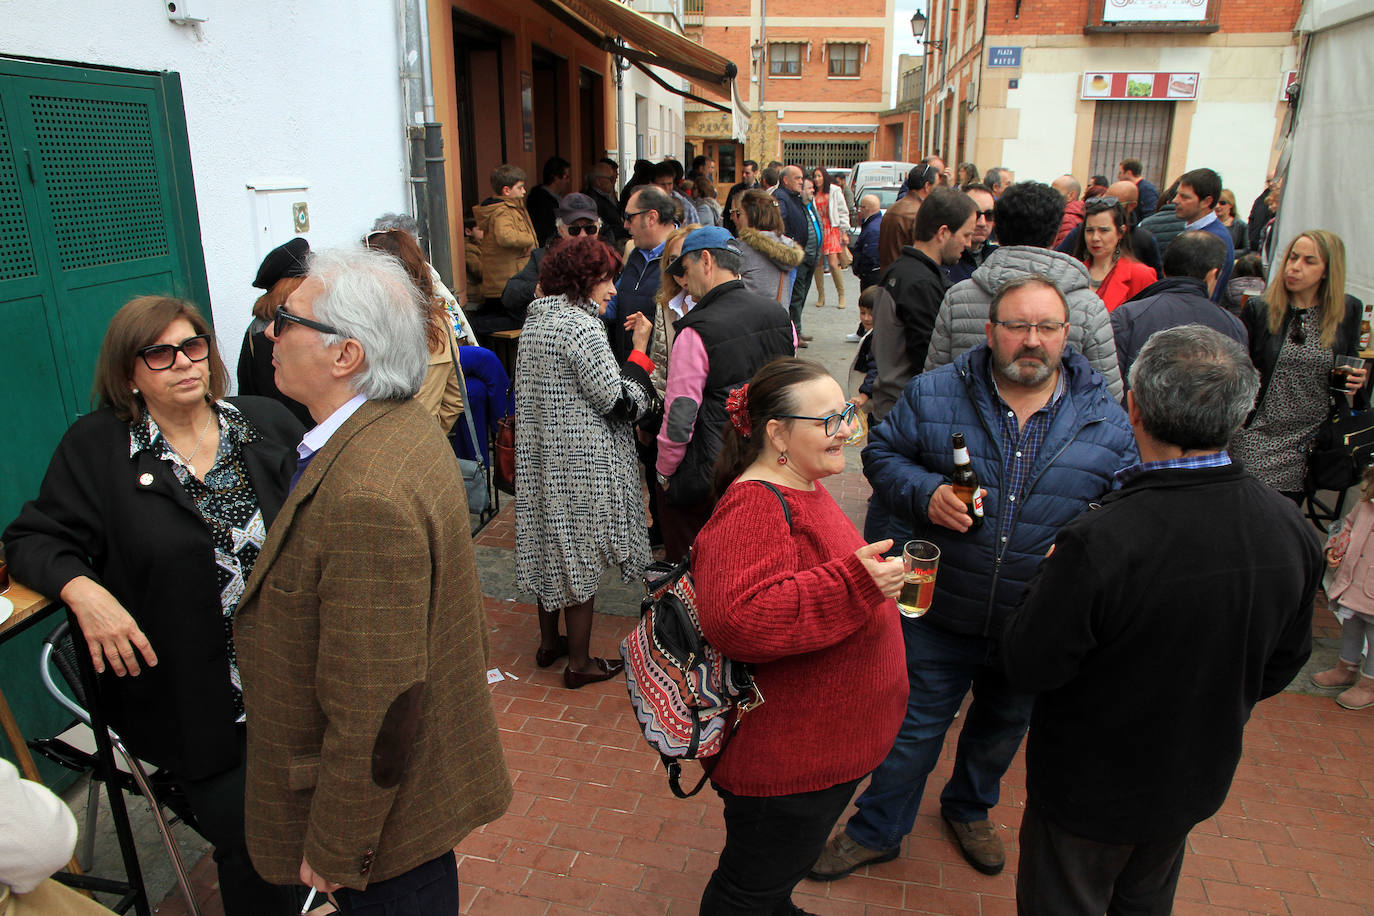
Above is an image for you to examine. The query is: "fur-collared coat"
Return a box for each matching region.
[737,227,804,306]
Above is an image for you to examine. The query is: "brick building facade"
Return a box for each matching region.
[918,0,1300,197]
[683,0,895,188]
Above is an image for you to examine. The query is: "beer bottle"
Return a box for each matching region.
[951,432,984,530]
[1360,318,1371,352]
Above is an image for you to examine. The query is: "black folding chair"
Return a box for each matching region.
[26,619,202,916]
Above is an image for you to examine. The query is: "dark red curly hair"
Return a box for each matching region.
[537,235,623,302]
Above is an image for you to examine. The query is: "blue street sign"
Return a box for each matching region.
[988,46,1022,68]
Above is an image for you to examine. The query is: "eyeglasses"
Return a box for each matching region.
[565,224,598,236]
[136,335,212,371]
[623,209,649,222]
[774,402,858,437]
[1290,320,1306,346]
[1085,195,1119,207]
[993,320,1068,337]
[975,209,995,221]
[729,209,743,217]
[273,305,344,339]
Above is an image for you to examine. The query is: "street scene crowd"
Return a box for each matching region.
[1,145,1368,916]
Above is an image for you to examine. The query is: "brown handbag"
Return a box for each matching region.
[495,415,516,495]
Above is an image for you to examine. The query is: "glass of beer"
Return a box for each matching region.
[1330,356,1366,394]
[898,540,940,618]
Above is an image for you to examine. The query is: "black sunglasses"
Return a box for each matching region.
[623,209,649,222]
[136,335,212,371]
[273,305,343,339]
[565,224,598,236]
[975,209,995,221]
[1290,319,1306,346]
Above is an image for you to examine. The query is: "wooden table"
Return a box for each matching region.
[0,580,61,781]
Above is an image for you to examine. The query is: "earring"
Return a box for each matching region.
[777,452,788,465]
[132,388,141,395]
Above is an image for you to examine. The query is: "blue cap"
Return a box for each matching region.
[666,226,742,277]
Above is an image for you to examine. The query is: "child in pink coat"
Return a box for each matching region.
[1314,467,1374,709]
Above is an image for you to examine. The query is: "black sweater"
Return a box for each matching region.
[1000,463,1319,843]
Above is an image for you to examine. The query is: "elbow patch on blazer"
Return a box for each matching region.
[371,682,425,789]
[666,397,699,443]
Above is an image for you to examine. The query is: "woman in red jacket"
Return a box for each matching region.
[1072,196,1157,311]
[692,357,907,914]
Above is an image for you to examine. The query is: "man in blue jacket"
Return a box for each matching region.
[811,276,1137,881]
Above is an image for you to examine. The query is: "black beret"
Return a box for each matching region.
[252,238,311,290]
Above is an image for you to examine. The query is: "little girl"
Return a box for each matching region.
[1313,466,1374,709]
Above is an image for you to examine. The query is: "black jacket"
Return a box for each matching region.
[1111,276,1248,389]
[525,184,560,248]
[501,246,547,322]
[871,246,950,419]
[1248,191,1274,253]
[773,186,810,249]
[668,279,794,507]
[1002,464,1319,843]
[1242,293,1367,416]
[3,397,302,779]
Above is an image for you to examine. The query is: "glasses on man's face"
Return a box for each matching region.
[774,402,858,437]
[993,320,1068,338]
[976,209,995,221]
[623,209,648,223]
[566,223,598,236]
[136,335,212,371]
[273,305,344,339]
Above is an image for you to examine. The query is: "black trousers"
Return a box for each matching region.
[700,776,861,915]
[175,727,299,916]
[1016,800,1187,916]
[334,852,459,916]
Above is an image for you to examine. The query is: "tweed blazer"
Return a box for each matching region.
[235,398,511,889]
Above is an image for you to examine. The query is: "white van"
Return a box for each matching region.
[843,161,917,211]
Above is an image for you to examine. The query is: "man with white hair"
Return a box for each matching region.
[236,247,512,914]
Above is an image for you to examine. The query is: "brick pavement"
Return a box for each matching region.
[158,457,1374,916]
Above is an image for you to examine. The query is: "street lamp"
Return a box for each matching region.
[910,10,942,159]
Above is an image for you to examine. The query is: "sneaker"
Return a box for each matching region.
[1336,675,1374,709]
[807,832,899,881]
[944,816,1005,875]
[844,333,862,343]
[1312,660,1361,689]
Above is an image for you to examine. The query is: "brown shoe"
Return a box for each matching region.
[807,832,899,881]
[1337,675,1374,710]
[1312,659,1361,689]
[944,816,1005,875]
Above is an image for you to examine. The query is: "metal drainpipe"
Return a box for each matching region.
[940,0,952,154]
[400,0,455,287]
[758,0,766,154]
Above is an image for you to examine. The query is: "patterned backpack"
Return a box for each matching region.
[620,482,790,798]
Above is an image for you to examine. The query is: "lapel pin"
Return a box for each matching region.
[139,473,154,486]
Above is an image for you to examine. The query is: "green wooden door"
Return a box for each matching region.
[0,57,209,779]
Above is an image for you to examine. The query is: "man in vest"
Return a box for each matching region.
[656,227,795,559]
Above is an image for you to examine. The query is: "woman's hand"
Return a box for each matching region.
[1344,366,1368,396]
[625,312,653,354]
[856,540,904,600]
[849,393,869,409]
[59,576,158,677]
[1326,547,1343,569]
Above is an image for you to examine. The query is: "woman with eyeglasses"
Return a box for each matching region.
[1215,189,1249,255]
[1071,197,1157,312]
[1231,230,1368,501]
[236,238,315,427]
[3,296,305,914]
[733,189,804,307]
[691,357,906,913]
[514,235,656,688]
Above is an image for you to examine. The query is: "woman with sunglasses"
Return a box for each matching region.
[4,297,304,915]
[1071,196,1157,312]
[690,357,907,913]
[1231,230,1367,500]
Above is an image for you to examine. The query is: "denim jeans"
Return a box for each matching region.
[844,614,1035,852]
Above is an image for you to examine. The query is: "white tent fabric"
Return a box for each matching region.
[1277,0,1374,302]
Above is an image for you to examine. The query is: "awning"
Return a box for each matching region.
[532,0,738,98]
[780,123,879,134]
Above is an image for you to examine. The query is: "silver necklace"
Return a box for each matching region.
[167,410,215,476]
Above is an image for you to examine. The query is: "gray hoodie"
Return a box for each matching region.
[922,245,1124,401]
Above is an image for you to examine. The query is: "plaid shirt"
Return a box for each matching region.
[1114,450,1232,486]
[993,366,1068,550]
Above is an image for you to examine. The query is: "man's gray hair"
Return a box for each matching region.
[308,247,429,400]
[629,186,677,224]
[1128,325,1259,450]
[371,212,419,236]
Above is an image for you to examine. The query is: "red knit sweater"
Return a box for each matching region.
[692,479,907,796]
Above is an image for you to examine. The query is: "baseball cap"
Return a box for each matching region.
[665,226,741,277]
[556,192,599,223]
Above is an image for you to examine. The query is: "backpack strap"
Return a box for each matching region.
[755,481,793,533]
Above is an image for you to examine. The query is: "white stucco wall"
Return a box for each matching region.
[999,70,1081,182]
[3,0,410,375]
[618,67,688,167]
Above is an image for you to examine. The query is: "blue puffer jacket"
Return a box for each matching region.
[863,344,1138,637]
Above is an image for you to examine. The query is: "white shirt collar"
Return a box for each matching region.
[298,392,368,461]
[668,289,696,318]
[1185,211,1218,231]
